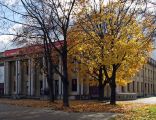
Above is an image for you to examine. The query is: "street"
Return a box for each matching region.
[0,104,116,120]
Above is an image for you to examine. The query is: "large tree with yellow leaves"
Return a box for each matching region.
[68,0,155,104]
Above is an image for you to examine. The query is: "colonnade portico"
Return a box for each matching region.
[3,55,66,99]
[4,58,47,98]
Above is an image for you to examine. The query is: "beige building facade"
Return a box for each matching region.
[1,48,156,99]
[117,58,156,98]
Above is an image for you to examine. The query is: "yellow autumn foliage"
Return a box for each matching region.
[68,0,154,86]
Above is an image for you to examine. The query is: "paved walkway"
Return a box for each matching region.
[121,97,156,104]
[0,104,117,120]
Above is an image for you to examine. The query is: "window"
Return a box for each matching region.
[127,83,130,92]
[121,86,124,92]
[72,79,77,92]
[133,81,135,92]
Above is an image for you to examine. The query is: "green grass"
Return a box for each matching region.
[148,106,156,113]
[147,106,156,119]
[116,105,156,120]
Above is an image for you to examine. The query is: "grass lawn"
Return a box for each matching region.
[116,105,156,120]
[0,98,155,119]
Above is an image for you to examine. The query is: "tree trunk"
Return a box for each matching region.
[62,43,69,107]
[98,83,104,101]
[43,39,54,102]
[62,66,69,107]
[47,60,54,102]
[63,79,69,107]
[110,70,116,105]
[98,67,104,101]
[47,77,54,102]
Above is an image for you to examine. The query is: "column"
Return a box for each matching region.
[58,77,62,95]
[16,60,21,95]
[30,59,34,96]
[42,74,46,90]
[124,85,128,93]
[116,86,120,93]
[77,74,80,95]
[15,61,18,94]
[28,59,31,96]
[15,60,21,94]
[81,79,83,95]
[4,61,9,95]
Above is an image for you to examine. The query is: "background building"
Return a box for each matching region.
[0,52,4,95]
[0,47,156,100]
[117,58,156,97]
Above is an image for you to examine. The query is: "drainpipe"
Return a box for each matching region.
[143,65,145,97]
[153,59,155,96]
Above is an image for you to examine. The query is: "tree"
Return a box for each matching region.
[16,0,78,106]
[0,0,81,106]
[68,0,155,104]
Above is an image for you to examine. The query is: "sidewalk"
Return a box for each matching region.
[119,97,156,104]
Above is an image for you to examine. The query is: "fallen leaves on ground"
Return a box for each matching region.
[0,98,145,113]
[0,98,156,119]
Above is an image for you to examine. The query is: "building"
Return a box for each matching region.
[0,47,156,99]
[0,52,4,95]
[117,58,156,97]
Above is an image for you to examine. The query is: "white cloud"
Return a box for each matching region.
[4,0,18,6]
[8,23,22,34]
[0,23,22,52]
[0,35,15,52]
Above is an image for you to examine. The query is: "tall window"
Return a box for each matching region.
[121,86,124,92]
[133,81,135,92]
[127,83,130,92]
[72,79,77,92]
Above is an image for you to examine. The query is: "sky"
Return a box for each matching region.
[0,0,155,60]
[0,0,24,51]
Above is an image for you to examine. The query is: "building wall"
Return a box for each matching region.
[3,54,156,99]
[118,58,156,97]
